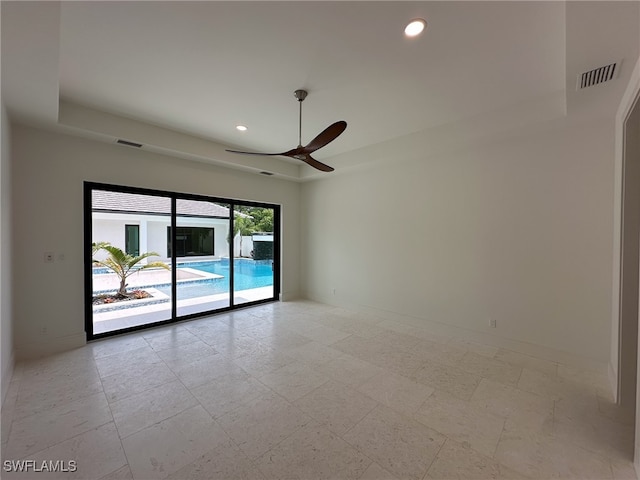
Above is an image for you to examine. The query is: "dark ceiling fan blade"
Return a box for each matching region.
[298,154,335,172]
[225,149,288,156]
[302,121,347,154]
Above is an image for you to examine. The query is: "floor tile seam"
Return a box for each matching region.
[16,365,103,391]
[487,412,508,461]
[452,357,523,382]
[100,383,133,480]
[607,458,618,480]
[248,373,317,410]
[409,373,478,401]
[214,402,312,464]
[0,423,16,460]
[8,417,116,462]
[118,403,211,447]
[487,379,559,405]
[256,374,333,405]
[421,435,450,480]
[420,355,477,377]
[145,337,203,353]
[166,351,240,399]
[492,351,562,376]
[9,383,112,430]
[362,401,451,449]
[294,387,381,439]
[147,336,219,357]
[182,320,238,334]
[111,386,200,440]
[336,399,388,444]
[469,374,521,392]
[103,371,182,406]
[96,357,168,380]
[153,354,221,373]
[1,378,24,445]
[186,371,255,401]
[323,419,380,477]
[4,367,26,411]
[98,352,172,383]
[410,407,468,442]
[1,390,19,421]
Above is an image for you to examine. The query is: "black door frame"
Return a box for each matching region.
[84,181,281,340]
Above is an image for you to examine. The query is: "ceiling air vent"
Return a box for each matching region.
[577,62,619,90]
[116,139,143,148]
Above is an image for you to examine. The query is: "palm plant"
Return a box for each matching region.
[92,243,170,296]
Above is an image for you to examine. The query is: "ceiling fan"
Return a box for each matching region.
[226,89,346,172]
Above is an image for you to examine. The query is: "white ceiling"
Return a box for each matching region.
[2,1,639,180]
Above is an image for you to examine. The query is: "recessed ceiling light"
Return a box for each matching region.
[404,18,426,37]
[236,125,248,131]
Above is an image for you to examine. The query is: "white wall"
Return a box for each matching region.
[11,125,301,358]
[302,116,615,363]
[234,235,254,258]
[611,53,640,401]
[1,103,14,404]
[92,219,127,254]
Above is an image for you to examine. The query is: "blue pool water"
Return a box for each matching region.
[93,259,274,302]
[157,259,273,299]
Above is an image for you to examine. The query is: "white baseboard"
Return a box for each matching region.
[280,291,301,302]
[17,333,86,360]
[301,292,608,371]
[1,352,15,408]
[608,360,619,403]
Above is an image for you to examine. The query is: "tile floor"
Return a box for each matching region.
[1,300,637,479]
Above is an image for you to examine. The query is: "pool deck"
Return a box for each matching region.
[93,282,273,335]
[92,267,222,292]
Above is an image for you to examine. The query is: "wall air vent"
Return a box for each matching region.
[577,62,619,90]
[116,139,143,148]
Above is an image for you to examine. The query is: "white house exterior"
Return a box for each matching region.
[92,190,233,263]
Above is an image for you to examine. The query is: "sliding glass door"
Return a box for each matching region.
[89,189,173,335]
[175,198,232,316]
[233,205,277,305]
[85,183,280,339]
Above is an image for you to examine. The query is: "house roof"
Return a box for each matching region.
[92,190,234,218]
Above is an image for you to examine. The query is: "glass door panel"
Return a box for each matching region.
[232,205,276,305]
[91,190,173,335]
[175,199,232,316]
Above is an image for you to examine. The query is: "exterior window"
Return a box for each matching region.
[167,227,214,257]
[87,182,281,340]
[125,224,140,256]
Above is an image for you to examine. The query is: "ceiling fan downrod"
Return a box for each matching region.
[294,89,308,148]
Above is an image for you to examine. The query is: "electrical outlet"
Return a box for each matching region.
[490,319,497,328]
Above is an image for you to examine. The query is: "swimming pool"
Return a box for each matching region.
[157,259,274,300]
[93,259,274,301]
